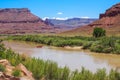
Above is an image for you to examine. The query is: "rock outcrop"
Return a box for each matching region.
[0,59,34,80]
[17,63,34,80]
[0,72,20,80]
[91,3,120,27]
[0,59,11,66]
[100,3,120,18]
[0,8,58,34]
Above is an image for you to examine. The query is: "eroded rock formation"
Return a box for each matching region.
[100,3,120,18]
[0,8,58,34]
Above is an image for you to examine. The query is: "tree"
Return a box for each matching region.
[93,27,106,38]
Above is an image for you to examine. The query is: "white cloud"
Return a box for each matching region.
[42,16,90,20]
[42,17,49,20]
[81,16,90,19]
[52,17,68,20]
[57,12,63,15]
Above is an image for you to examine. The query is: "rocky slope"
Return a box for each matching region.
[0,8,58,34]
[61,3,120,36]
[45,18,97,31]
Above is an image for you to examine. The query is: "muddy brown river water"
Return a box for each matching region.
[3,40,120,73]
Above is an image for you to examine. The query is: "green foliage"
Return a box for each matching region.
[12,69,21,77]
[89,37,120,54]
[8,35,86,47]
[0,42,120,80]
[109,69,120,80]
[8,35,120,54]
[93,27,106,38]
[0,64,5,72]
[94,69,107,80]
[82,41,93,49]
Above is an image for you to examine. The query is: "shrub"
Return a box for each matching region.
[12,69,21,77]
[90,41,104,53]
[102,47,113,53]
[0,64,5,72]
[93,27,106,38]
[114,42,120,54]
[83,42,92,49]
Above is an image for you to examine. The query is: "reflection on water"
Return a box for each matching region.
[3,40,120,73]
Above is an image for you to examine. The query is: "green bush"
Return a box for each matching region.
[102,47,113,53]
[0,64,5,72]
[83,42,92,49]
[90,42,104,53]
[114,42,120,54]
[93,27,106,38]
[12,69,21,77]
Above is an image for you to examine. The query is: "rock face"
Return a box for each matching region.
[62,3,120,36]
[17,63,34,80]
[0,72,20,80]
[91,3,120,27]
[0,8,58,34]
[0,8,38,22]
[100,3,120,18]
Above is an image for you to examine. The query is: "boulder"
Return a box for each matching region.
[0,72,20,80]
[17,63,34,80]
[0,59,11,66]
[0,59,15,75]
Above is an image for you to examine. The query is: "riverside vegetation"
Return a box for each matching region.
[8,35,120,54]
[0,39,120,80]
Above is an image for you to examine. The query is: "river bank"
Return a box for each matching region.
[7,35,120,54]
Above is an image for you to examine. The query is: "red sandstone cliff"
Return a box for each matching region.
[0,8,58,34]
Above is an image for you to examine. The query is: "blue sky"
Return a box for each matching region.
[0,0,120,20]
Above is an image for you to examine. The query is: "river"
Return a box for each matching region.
[3,40,120,73]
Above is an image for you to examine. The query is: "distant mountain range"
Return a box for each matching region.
[45,18,97,30]
[62,3,120,36]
